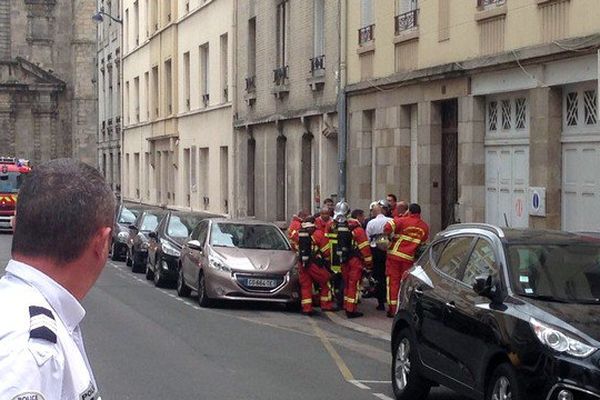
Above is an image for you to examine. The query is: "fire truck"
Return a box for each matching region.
[0,157,32,231]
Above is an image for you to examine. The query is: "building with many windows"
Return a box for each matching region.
[345,0,600,234]
[233,0,341,222]
[121,0,233,214]
[97,0,122,192]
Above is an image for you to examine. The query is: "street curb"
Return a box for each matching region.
[324,311,391,342]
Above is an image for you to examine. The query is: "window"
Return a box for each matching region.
[125,80,130,123]
[151,66,159,118]
[276,1,289,68]
[462,239,499,287]
[199,147,209,209]
[183,148,191,206]
[133,76,140,122]
[438,0,449,41]
[563,85,598,133]
[395,0,418,34]
[183,51,190,110]
[584,90,598,125]
[220,146,229,213]
[133,1,139,46]
[361,0,373,27]
[124,9,129,51]
[144,72,149,120]
[313,0,324,57]
[435,237,474,280]
[164,59,172,115]
[276,135,287,221]
[501,99,511,130]
[486,95,528,136]
[151,0,158,31]
[247,17,257,79]
[488,101,498,131]
[220,34,228,103]
[247,137,256,217]
[200,43,209,106]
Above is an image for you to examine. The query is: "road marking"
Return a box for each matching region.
[348,380,371,390]
[372,394,394,400]
[309,318,355,382]
[357,380,391,384]
[323,309,390,342]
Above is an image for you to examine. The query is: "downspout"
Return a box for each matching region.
[337,0,348,200]
[231,0,239,217]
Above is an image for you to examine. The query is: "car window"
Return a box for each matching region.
[435,236,474,280]
[197,221,209,246]
[119,208,138,224]
[167,216,191,238]
[430,240,447,265]
[140,214,159,231]
[461,239,499,287]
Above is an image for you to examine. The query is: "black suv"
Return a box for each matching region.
[391,224,600,400]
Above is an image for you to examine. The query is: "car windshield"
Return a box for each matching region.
[167,214,204,238]
[210,223,290,250]
[140,213,160,231]
[507,242,600,303]
[119,207,140,224]
[0,172,23,194]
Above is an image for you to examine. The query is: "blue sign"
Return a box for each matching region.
[532,192,540,210]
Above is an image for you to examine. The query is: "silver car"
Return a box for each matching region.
[177,218,300,307]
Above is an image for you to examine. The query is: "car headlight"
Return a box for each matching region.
[208,255,231,272]
[530,318,597,358]
[117,231,129,242]
[160,239,181,257]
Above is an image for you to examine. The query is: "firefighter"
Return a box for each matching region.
[383,203,429,317]
[296,219,336,315]
[315,207,333,234]
[325,201,351,309]
[341,216,373,318]
[287,210,309,251]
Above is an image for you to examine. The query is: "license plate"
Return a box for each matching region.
[246,278,278,288]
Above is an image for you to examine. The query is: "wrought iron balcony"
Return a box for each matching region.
[202,93,210,107]
[273,66,289,86]
[395,9,419,35]
[358,24,375,45]
[245,76,256,92]
[477,0,505,7]
[310,55,325,73]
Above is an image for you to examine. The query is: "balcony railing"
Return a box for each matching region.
[273,66,289,86]
[358,24,375,45]
[395,9,419,35]
[310,55,325,73]
[245,76,256,92]
[202,93,210,107]
[477,0,505,7]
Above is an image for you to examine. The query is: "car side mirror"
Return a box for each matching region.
[187,240,203,252]
[148,231,157,239]
[473,274,503,304]
[128,224,138,231]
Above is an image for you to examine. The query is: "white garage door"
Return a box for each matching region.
[562,143,600,231]
[485,146,529,228]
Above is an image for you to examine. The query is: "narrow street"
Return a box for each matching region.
[0,233,461,400]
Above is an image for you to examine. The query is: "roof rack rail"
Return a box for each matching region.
[446,223,505,238]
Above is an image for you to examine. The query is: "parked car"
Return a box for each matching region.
[391,223,600,400]
[177,218,299,308]
[126,208,166,273]
[110,202,144,261]
[146,210,218,287]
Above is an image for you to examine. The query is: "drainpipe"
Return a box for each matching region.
[337,0,348,200]
[231,0,239,218]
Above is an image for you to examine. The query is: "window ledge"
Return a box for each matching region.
[393,29,419,44]
[357,41,375,55]
[536,0,569,5]
[475,4,507,22]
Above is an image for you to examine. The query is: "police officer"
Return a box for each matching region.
[0,159,116,399]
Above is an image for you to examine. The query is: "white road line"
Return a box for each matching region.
[372,393,394,400]
[358,380,392,384]
[348,380,371,390]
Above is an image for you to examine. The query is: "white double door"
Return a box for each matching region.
[485,146,530,228]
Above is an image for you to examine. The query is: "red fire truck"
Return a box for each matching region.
[0,157,32,231]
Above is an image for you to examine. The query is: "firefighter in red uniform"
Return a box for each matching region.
[296,218,336,315]
[315,208,333,234]
[341,217,373,318]
[287,210,308,251]
[383,203,429,317]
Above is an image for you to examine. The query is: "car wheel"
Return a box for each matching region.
[131,251,143,273]
[154,259,166,288]
[145,260,154,280]
[392,328,431,400]
[110,242,120,261]
[197,271,213,308]
[487,363,523,400]
[177,266,191,298]
[125,248,132,266]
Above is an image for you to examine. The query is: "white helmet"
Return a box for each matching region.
[333,201,349,223]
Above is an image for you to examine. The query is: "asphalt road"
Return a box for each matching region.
[0,233,463,400]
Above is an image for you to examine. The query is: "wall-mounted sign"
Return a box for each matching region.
[528,187,546,217]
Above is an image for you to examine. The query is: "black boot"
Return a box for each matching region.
[346,311,364,319]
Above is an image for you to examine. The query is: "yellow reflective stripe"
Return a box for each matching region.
[344,296,356,304]
[320,296,331,302]
[388,249,414,261]
[389,300,398,305]
[399,234,421,244]
[320,244,330,253]
[301,299,312,304]
[389,220,396,232]
[386,276,390,304]
[357,241,370,250]
[331,265,342,273]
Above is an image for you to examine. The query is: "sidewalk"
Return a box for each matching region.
[324,297,393,342]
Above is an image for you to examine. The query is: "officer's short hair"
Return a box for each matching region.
[409,203,422,215]
[12,158,116,263]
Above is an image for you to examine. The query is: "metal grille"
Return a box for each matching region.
[566,92,579,127]
[395,9,418,35]
[584,90,597,125]
[515,98,527,129]
[358,24,375,45]
[488,101,497,131]
[501,100,511,130]
[478,0,505,7]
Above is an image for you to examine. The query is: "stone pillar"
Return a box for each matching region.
[417,101,442,235]
[457,95,486,223]
[529,87,562,229]
[0,93,15,156]
[397,105,412,201]
[347,110,372,208]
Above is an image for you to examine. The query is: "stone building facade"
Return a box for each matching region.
[0,0,97,166]
[345,0,600,234]
[233,0,341,222]
[97,0,122,192]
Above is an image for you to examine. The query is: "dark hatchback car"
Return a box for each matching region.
[392,223,600,400]
[146,210,218,287]
[110,202,143,261]
[126,208,166,273]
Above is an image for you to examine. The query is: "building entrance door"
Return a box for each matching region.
[441,99,458,229]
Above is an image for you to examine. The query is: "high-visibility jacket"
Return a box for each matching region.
[315,216,333,234]
[287,216,303,250]
[311,229,331,261]
[347,219,373,267]
[383,214,429,263]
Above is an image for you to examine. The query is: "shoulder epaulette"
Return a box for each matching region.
[29,305,57,344]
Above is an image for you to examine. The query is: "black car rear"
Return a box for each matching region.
[391,224,600,400]
[110,202,143,261]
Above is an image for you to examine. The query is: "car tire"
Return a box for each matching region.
[154,259,166,288]
[125,249,133,267]
[197,271,213,308]
[145,261,154,280]
[131,251,143,273]
[110,242,120,261]
[392,328,431,400]
[177,266,191,298]
[486,363,523,400]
